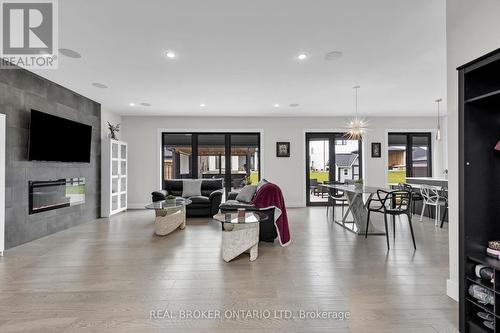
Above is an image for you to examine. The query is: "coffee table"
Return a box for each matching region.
[213,211,269,262]
[145,199,192,236]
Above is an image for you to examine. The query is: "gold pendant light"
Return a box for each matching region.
[345,85,368,140]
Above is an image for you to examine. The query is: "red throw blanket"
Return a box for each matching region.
[251,183,290,246]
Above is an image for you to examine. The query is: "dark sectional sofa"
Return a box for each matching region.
[219,187,278,243]
[152,179,224,217]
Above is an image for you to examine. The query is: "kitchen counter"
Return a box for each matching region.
[406,177,448,182]
[406,177,448,188]
[405,177,448,223]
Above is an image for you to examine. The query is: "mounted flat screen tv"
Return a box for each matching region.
[28,110,92,163]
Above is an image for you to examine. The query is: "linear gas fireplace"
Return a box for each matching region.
[29,178,86,214]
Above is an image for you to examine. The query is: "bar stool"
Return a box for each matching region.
[420,185,447,226]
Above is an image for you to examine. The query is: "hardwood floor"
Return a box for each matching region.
[0,207,458,332]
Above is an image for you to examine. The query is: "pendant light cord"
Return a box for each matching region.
[436,98,442,128]
[354,85,360,116]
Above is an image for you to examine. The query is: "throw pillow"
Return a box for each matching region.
[256,179,270,192]
[182,179,202,198]
[236,185,258,203]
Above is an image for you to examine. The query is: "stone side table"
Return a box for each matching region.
[145,199,192,236]
[213,211,268,262]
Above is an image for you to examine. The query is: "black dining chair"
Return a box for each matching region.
[325,181,347,222]
[365,189,416,250]
[398,183,423,215]
[309,178,319,197]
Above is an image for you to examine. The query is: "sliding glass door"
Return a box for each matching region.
[163,134,193,179]
[197,134,226,179]
[230,134,260,191]
[306,135,332,204]
[162,132,260,195]
[306,133,362,206]
[387,132,432,185]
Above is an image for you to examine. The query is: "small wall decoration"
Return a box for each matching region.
[276,142,290,157]
[107,122,120,140]
[371,142,381,158]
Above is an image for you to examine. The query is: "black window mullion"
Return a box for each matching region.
[224,134,231,195]
[161,134,165,189]
[427,133,433,177]
[257,134,261,182]
[192,134,199,179]
[329,134,336,182]
[406,134,412,177]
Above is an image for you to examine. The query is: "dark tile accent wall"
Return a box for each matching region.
[0,68,100,249]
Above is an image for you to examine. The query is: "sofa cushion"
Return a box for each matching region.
[188,195,210,204]
[219,200,256,210]
[182,179,202,198]
[201,190,214,197]
[257,178,270,192]
[201,178,224,190]
[236,185,257,203]
[164,180,183,196]
[164,179,223,197]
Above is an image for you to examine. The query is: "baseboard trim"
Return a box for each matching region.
[446,279,459,301]
[286,201,306,208]
[128,203,148,209]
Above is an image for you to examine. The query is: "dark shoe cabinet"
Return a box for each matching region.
[459,48,500,332]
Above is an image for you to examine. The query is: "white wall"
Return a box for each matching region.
[446,0,500,301]
[121,116,445,208]
[101,109,123,141]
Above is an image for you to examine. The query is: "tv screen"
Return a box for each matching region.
[28,110,92,163]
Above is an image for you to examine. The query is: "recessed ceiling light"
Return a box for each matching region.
[140,102,151,107]
[325,51,343,61]
[289,103,300,107]
[297,53,308,61]
[58,48,82,58]
[164,51,176,59]
[274,104,280,108]
[92,82,108,89]
[129,102,135,106]
[200,103,206,107]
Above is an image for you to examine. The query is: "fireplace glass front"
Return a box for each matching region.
[29,178,85,214]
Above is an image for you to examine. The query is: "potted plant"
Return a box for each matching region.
[353,179,364,188]
[165,195,176,205]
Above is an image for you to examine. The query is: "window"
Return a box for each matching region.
[344,169,348,176]
[387,132,432,184]
[163,134,193,180]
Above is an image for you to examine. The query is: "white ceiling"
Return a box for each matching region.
[32,0,447,117]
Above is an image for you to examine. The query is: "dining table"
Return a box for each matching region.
[320,184,390,235]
